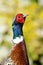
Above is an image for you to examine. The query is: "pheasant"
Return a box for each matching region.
[2,13,29,65]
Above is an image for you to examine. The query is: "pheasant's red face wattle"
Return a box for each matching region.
[16,14,25,23]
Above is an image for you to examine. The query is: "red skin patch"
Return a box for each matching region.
[16,14,25,24]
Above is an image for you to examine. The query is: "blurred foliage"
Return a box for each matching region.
[30,0,38,3]
[23,3,43,61]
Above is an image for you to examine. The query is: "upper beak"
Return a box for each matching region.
[23,14,29,18]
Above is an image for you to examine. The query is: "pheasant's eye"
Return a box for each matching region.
[18,16,20,18]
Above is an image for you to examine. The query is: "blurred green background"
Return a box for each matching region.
[0,0,43,65]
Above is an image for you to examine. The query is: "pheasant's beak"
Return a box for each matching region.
[23,14,29,20]
[23,14,29,17]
